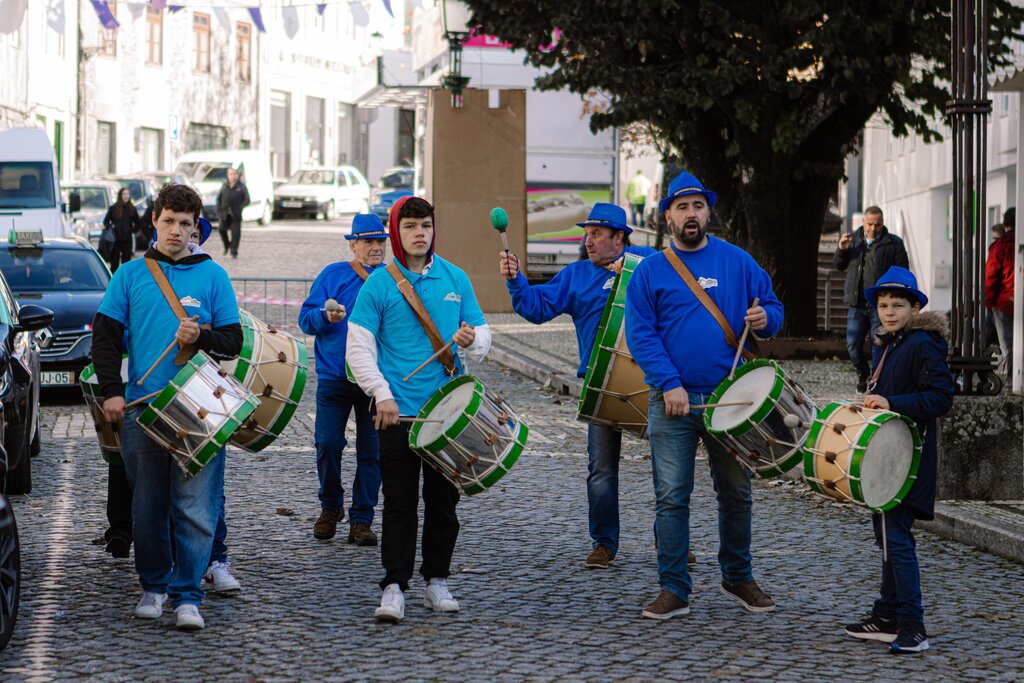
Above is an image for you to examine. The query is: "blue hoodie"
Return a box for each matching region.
[299,260,384,382]
[625,237,784,393]
[506,246,656,377]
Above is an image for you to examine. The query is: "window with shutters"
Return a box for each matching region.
[194,13,211,74]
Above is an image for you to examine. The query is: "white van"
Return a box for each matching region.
[173,150,274,225]
[0,129,77,238]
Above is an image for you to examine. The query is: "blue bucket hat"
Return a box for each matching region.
[659,172,718,212]
[864,266,928,308]
[575,202,633,235]
[345,213,388,240]
[148,215,213,247]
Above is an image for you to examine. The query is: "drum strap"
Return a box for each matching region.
[349,259,370,281]
[385,262,457,376]
[145,258,210,366]
[662,247,758,361]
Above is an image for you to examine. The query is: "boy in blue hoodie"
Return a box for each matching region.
[846,266,955,653]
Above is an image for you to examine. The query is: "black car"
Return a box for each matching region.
[0,493,19,650]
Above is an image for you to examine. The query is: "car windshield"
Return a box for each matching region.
[65,187,109,210]
[116,179,146,202]
[0,248,111,292]
[0,161,57,209]
[289,170,335,185]
[378,170,414,189]
[175,161,232,183]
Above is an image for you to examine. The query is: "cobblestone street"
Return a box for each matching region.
[1,224,1022,681]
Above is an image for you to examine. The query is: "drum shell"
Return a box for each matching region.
[79,359,127,465]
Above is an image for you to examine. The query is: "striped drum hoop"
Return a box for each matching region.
[79,356,128,465]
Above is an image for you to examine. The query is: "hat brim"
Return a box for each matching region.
[575,220,633,235]
[865,284,928,308]
[659,189,717,213]
[344,231,389,240]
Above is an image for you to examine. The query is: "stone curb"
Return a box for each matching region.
[921,503,1024,565]
[488,341,582,397]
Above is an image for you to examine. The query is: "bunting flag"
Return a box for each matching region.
[168,4,184,12]
[46,0,66,34]
[248,7,265,32]
[282,6,298,39]
[150,0,166,9]
[349,1,368,27]
[382,0,393,17]
[90,0,118,29]
[317,3,326,15]
[213,6,230,31]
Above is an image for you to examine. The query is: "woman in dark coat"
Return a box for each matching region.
[101,187,141,272]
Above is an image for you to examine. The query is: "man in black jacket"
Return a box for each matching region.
[833,206,909,392]
[216,167,250,259]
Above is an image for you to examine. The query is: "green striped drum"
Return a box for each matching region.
[138,351,260,477]
[409,375,529,496]
[802,401,922,512]
[220,310,309,452]
[578,253,648,439]
[79,356,128,465]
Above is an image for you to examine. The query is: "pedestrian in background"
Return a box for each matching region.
[985,207,1015,378]
[626,170,652,228]
[216,167,250,259]
[102,187,141,272]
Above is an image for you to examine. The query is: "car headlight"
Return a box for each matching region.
[370,189,382,204]
[0,368,10,396]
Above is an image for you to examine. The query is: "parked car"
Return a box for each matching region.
[173,150,274,225]
[0,235,110,392]
[273,167,371,220]
[0,128,78,238]
[370,167,414,221]
[62,180,122,240]
[105,175,158,218]
[144,170,192,189]
[0,493,18,651]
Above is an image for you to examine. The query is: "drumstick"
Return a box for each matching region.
[728,297,760,380]
[690,401,753,410]
[398,416,444,424]
[124,389,162,410]
[136,314,200,386]
[403,341,457,382]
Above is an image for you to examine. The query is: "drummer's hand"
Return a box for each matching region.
[608,257,624,275]
[176,316,201,344]
[744,305,768,332]
[863,394,890,410]
[499,251,520,280]
[453,322,475,349]
[375,399,400,430]
[663,387,690,417]
[326,305,346,324]
[102,396,125,424]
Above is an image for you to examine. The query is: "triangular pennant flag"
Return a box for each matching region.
[349,1,369,27]
[317,3,327,15]
[248,7,265,32]
[381,0,393,17]
[127,2,146,20]
[46,0,66,34]
[282,6,299,39]
[150,0,166,9]
[168,4,184,12]
[213,7,230,32]
[90,0,118,29]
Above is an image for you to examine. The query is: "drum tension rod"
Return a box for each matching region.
[466,455,480,466]
[823,479,837,490]
[213,387,225,399]
[262,384,275,398]
[217,368,228,378]
[824,451,837,463]
[831,424,846,434]
[277,352,287,363]
[484,435,498,446]
[175,428,189,440]
[196,408,209,420]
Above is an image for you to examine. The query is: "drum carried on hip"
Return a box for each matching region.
[137,351,260,477]
[80,356,128,464]
[219,310,308,452]
[578,253,649,439]
[802,401,922,512]
[409,375,528,496]
[704,358,817,478]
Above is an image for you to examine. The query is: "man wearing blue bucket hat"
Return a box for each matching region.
[299,214,388,546]
[625,171,784,620]
[844,265,953,654]
[499,202,657,569]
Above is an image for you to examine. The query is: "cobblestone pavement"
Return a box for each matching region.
[1,226,1022,681]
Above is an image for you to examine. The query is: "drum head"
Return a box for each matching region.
[709,365,777,431]
[415,382,477,446]
[860,418,914,510]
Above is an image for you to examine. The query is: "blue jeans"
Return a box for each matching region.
[872,507,924,626]
[586,423,622,555]
[648,390,754,601]
[121,407,224,607]
[315,378,380,525]
[846,304,883,377]
[210,463,228,565]
[630,202,646,228]
[993,309,1014,377]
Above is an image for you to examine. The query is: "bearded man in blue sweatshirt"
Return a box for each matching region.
[299,214,388,546]
[625,172,784,620]
[499,202,656,569]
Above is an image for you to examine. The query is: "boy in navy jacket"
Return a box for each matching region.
[846,266,955,653]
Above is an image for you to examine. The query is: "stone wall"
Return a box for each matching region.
[937,395,1024,500]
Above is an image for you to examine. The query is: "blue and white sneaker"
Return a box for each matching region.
[844,614,899,643]
[890,623,929,653]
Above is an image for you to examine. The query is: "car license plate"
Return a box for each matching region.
[282,200,302,208]
[41,371,75,385]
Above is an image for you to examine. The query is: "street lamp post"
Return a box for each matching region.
[439,0,472,108]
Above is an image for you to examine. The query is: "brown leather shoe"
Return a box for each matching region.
[721,579,775,612]
[313,509,340,540]
[641,590,690,620]
[348,523,378,546]
[688,550,696,567]
[584,545,614,568]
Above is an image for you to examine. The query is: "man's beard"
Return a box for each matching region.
[671,218,706,246]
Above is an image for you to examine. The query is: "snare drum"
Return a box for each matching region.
[578,253,648,439]
[80,356,128,464]
[409,375,529,496]
[138,351,260,477]
[704,358,817,478]
[220,310,309,452]
[802,401,922,512]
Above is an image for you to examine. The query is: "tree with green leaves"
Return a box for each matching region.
[465,0,1024,334]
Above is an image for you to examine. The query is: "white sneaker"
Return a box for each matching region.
[174,604,205,631]
[424,578,460,612]
[374,584,405,622]
[134,592,168,619]
[204,561,241,592]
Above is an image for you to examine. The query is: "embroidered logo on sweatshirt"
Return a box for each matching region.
[444,292,462,302]
[697,277,719,290]
[603,277,615,290]
[179,296,202,307]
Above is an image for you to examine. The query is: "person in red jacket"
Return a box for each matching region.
[985,207,1015,377]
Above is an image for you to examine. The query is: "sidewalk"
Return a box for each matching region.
[487,312,1024,566]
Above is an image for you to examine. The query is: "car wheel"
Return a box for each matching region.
[259,201,273,226]
[29,420,39,458]
[0,501,19,652]
[323,200,336,222]
[6,431,30,496]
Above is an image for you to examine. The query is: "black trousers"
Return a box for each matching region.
[107,239,134,272]
[105,462,133,543]
[218,215,242,256]
[378,424,459,591]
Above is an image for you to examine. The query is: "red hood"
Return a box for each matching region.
[388,195,435,269]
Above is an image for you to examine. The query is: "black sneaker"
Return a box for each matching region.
[890,623,929,654]
[856,375,869,393]
[844,615,899,643]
